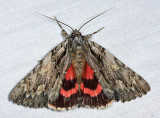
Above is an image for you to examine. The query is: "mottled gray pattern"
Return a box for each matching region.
[10,39,71,108]
[88,41,150,102]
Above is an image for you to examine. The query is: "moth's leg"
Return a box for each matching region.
[84,27,104,40]
[54,16,69,39]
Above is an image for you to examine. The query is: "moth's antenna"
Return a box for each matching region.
[36,12,74,31]
[78,7,113,31]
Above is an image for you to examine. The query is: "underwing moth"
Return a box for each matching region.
[10,9,150,111]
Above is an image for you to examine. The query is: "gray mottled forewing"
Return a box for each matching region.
[87,41,150,102]
[10,40,71,108]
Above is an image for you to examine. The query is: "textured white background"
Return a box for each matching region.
[0,0,160,118]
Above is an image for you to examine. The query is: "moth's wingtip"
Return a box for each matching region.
[8,90,13,101]
[144,82,151,94]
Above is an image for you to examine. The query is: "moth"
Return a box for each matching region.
[10,9,150,111]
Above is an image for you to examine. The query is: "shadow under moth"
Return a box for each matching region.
[10,9,150,111]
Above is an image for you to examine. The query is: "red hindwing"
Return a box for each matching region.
[82,62,113,107]
[49,62,112,109]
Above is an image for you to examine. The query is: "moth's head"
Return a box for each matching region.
[69,29,89,52]
[70,29,81,38]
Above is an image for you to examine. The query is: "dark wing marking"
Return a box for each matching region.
[82,62,113,108]
[10,39,71,108]
[87,40,150,102]
[48,64,79,110]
